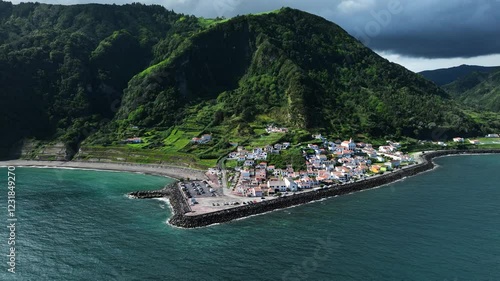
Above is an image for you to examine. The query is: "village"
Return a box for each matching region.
[222,129,416,199]
[177,127,500,214]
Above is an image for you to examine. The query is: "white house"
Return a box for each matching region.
[317,170,333,181]
[302,177,316,189]
[250,187,263,197]
[267,179,287,192]
[256,162,268,169]
[486,134,499,138]
[387,141,401,149]
[307,168,318,177]
[255,152,268,160]
[330,171,344,181]
[378,146,391,153]
[311,158,322,168]
[361,148,377,158]
[246,153,256,160]
[315,154,328,164]
[356,142,366,148]
[241,169,251,180]
[284,177,298,192]
[201,134,212,142]
[266,125,288,133]
[453,137,464,143]
[328,143,336,151]
[191,134,212,144]
[313,134,324,140]
[308,144,319,150]
[273,169,286,177]
[125,137,143,144]
[296,177,314,189]
[391,160,401,168]
[341,138,356,150]
[243,160,255,166]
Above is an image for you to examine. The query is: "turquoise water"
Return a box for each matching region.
[1,155,500,280]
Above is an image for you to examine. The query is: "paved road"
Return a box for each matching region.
[217,157,228,195]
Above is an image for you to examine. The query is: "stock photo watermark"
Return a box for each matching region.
[353,0,403,45]
[6,166,17,274]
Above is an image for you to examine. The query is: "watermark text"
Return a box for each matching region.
[6,166,16,274]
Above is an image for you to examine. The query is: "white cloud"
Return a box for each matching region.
[337,0,375,14]
[377,51,500,72]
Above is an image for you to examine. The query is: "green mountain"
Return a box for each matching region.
[0,2,498,165]
[0,1,202,155]
[443,70,500,112]
[420,65,500,86]
[107,8,488,139]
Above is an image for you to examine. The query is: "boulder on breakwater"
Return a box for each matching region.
[128,183,176,199]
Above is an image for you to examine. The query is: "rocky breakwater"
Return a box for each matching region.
[128,183,176,199]
[168,149,500,228]
[167,185,194,217]
[128,182,192,215]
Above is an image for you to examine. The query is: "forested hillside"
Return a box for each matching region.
[0,1,203,156]
[0,2,498,163]
[108,8,485,141]
[443,70,500,112]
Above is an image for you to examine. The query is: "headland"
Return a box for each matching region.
[132,149,500,228]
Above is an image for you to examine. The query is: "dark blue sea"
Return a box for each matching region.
[1,155,499,280]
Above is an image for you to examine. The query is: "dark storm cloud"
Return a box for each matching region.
[350,0,500,58]
[11,0,500,59]
[230,0,500,59]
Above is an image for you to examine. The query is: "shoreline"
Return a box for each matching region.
[0,160,207,180]
[164,149,500,228]
[2,150,499,228]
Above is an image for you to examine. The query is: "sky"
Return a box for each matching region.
[6,0,500,72]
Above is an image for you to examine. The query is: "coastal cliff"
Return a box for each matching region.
[131,149,500,228]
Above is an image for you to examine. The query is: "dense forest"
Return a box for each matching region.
[0,2,498,161]
[442,70,500,112]
[0,1,203,156]
[109,8,492,141]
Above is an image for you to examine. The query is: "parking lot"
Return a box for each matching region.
[180,180,219,199]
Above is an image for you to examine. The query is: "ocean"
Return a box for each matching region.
[1,155,499,280]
